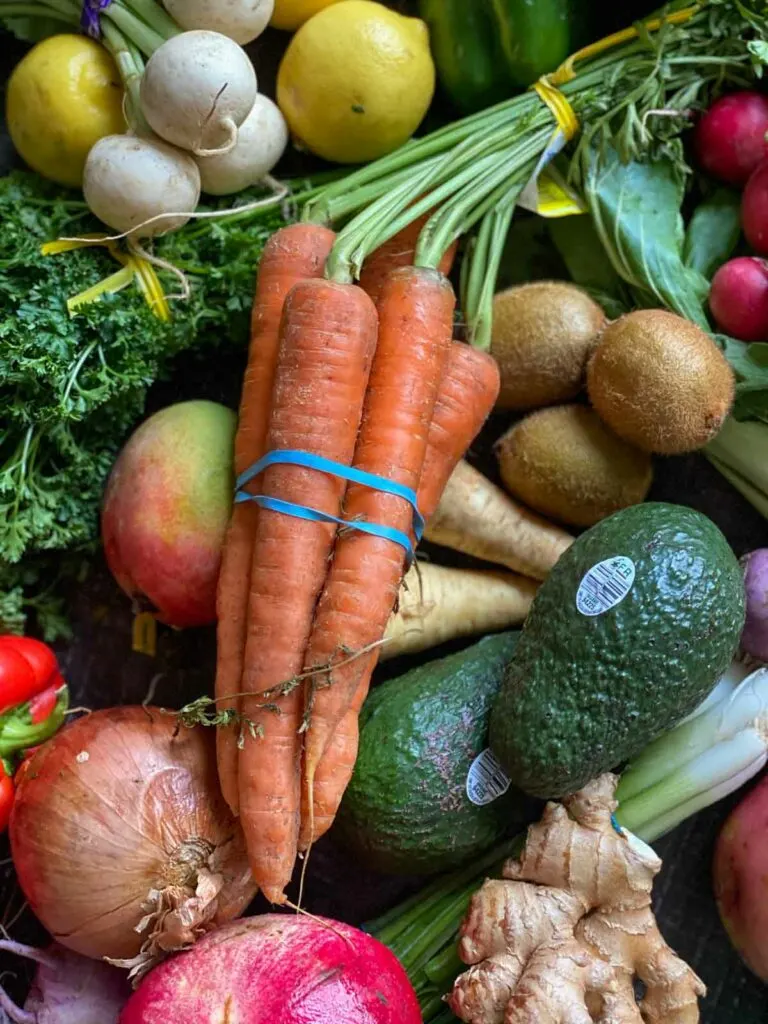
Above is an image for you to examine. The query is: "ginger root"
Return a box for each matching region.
[449,774,705,1024]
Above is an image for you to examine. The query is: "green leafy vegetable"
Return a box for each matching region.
[0,171,291,635]
[580,144,711,328]
[683,187,743,279]
[547,214,631,319]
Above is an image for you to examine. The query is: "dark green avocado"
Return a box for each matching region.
[489,502,745,798]
[335,632,532,875]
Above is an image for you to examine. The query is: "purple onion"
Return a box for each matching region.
[741,550,768,662]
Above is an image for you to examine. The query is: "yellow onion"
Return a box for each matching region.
[10,706,256,978]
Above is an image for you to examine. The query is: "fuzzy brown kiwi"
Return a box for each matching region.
[587,310,735,455]
[495,405,653,528]
[491,281,606,410]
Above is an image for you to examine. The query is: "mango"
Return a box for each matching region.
[713,774,768,981]
[102,401,236,628]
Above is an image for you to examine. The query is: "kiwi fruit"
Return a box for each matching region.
[587,309,735,454]
[491,281,606,410]
[495,404,653,528]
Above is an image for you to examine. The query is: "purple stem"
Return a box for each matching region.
[0,941,57,971]
[0,985,35,1024]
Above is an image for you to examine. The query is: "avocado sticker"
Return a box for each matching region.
[576,556,636,617]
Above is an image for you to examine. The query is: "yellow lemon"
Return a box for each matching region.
[277,0,435,164]
[271,0,346,32]
[6,35,126,188]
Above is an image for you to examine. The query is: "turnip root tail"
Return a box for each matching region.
[425,460,573,581]
[193,114,238,159]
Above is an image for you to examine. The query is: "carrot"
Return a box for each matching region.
[359,212,459,307]
[215,224,336,816]
[238,278,378,903]
[299,265,454,849]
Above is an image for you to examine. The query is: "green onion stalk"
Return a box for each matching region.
[368,658,768,1020]
[305,0,758,349]
[706,418,768,521]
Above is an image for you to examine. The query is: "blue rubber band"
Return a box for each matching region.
[235,449,424,559]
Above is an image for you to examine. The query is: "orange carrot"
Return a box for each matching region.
[238,278,378,903]
[215,224,336,815]
[299,265,454,849]
[298,342,500,849]
[359,212,459,307]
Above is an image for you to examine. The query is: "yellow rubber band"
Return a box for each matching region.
[532,78,580,142]
[41,235,172,322]
[530,3,701,140]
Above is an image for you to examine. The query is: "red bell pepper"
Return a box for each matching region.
[0,758,14,832]
[0,636,61,715]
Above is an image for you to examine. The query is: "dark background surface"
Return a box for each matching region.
[1,12,768,1022]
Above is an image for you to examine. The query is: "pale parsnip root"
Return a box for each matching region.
[450,775,705,1024]
[162,0,274,44]
[83,134,201,237]
[382,562,536,661]
[140,31,257,155]
[425,460,573,582]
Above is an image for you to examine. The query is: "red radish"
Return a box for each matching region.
[709,256,768,341]
[694,91,768,186]
[119,915,421,1024]
[743,159,768,255]
[713,774,768,980]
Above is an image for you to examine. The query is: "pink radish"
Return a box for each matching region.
[694,91,768,186]
[713,775,768,981]
[119,915,421,1024]
[709,256,768,341]
[743,159,768,255]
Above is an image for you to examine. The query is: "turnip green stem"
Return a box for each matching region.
[103,2,165,55]
[100,20,147,131]
[117,0,179,40]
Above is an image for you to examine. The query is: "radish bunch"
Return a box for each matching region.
[81,0,288,238]
[695,91,768,341]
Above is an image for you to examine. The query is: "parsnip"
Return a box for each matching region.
[425,459,573,581]
[382,562,536,661]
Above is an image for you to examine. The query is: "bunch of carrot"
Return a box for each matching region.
[214,215,501,905]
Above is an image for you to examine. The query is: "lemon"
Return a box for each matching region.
[271,0,346,32]
[277,0,435,164]
[6,35,126,189]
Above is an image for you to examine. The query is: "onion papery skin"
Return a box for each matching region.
[10,706,256,963]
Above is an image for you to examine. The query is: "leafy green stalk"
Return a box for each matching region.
[706,418,768,518]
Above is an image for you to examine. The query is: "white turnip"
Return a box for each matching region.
[119,915,422,1024]
[743,159,768,255]
[0,941,129,1024]
[694,91,768,186]
[83,134,201,237]
[139,31,257,156]
[196,94,288,195]
[162,0,274,44]
[709,257,768,342]
[383,562,536,660]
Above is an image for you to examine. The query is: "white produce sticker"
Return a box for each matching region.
[466,748,511,806]
[576,556,636,617]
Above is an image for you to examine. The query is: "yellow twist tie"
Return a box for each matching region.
[531,3,702,138]
[41,235,171,322]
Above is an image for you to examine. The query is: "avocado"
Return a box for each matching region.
[335,632,532,874]
[489,502,745,798]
